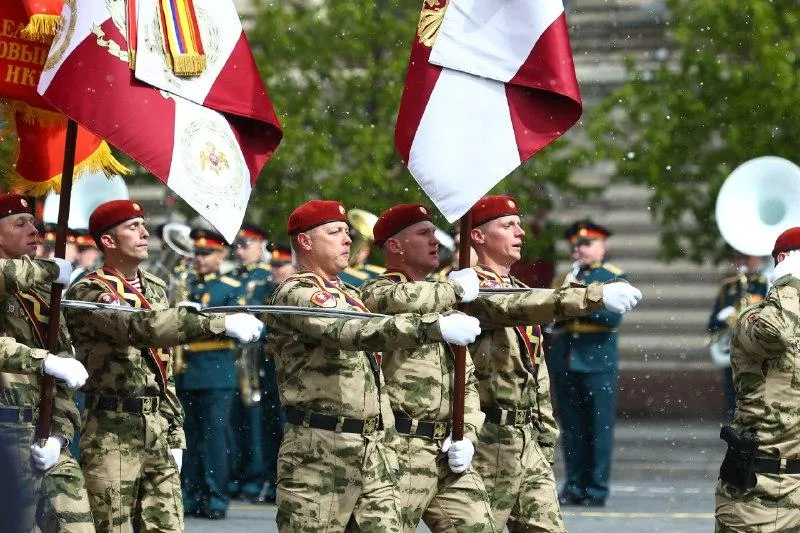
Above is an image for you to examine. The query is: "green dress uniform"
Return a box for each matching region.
[708,272,768,419]
[360,272,495,533]
[65,266,229,533]
[176,270,245,518]
[0,256,94,533]
[338,263,385,287]
[549,261,627,505]
[227,260,277,501]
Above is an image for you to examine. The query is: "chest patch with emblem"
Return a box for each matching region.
[479,279,500,289]
[311,290,336,308]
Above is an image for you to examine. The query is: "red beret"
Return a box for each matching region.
[0,193,32,220]
[374,204,432,247]
[469,195,520,228]
[287,200,347,235]
[89,200,146,239]
[772,227,800,260]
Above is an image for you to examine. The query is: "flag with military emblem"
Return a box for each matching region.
[36,0,283,241]
[394,0,582,222]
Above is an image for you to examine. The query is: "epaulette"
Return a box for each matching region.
[342,267,370,280]
[601,262,624,276]
[141,270,167,288]
[220,275,242,287]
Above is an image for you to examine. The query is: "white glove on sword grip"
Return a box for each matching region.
[447,268,480,303]
[224,313,264,343]
[47,257,73,286]
[601,282,643,314]
[441,435,475,474]
[438,314,481,346]
[30,437,62,471]
[43,354,88,389]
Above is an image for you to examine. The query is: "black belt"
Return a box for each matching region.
[394,414,450,440]
[753,457,800,475]
[482,406,534,427]
[88,395,161,414]
[285,407,382,436]
[0,406,36,423]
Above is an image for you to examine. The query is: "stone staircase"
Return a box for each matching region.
[555,0,730,419]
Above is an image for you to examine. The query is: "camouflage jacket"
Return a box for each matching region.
[0,256,79,440]
[64,266,227,448]
[360,272,484,442]
[731,275,800,457]
[465,265,605,451]
[266,272,447,423]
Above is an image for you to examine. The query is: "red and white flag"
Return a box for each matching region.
[37,0,282,241]
[395,0,582,222]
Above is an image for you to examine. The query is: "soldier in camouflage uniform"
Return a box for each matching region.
[0,193,95,533]
[464,196,642,532]
[359,204,495,532]
[63,200,265,533]
[715,227,800,532]
[266,200,482,533]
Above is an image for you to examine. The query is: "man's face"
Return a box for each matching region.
[193,249,225,274]
[392,221,440,273]
[573,238,606,264]
[0,214,38,258]
[102,217,149,261]
[234,238,263,264]
[475,215,525,263]
[301,222,352,276]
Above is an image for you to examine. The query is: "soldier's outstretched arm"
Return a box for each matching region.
[64,281,226,348]
[466,283,606,328]
[0,257,63,299]
[0,336,51,375]
[360,277,461,314]
[269,280,447,352]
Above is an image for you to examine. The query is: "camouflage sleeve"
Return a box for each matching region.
[464,350,484,442]
[467,283,605,328]
[735,288,793,361]
[160,359,185,449]
[535,359,558,462]
[64,282,226,347]
[51,380,80,443]
[269,280,445,352]
[360,278,461,314]
[0,336,49,374]
[580,274,628,328]
[0,257,58,299]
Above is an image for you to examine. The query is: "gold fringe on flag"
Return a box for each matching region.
[21,14,60,42]
[171,53,206,76]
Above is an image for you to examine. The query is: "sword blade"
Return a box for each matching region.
[61,300,145,313]
[202,305,388,320]
[478,287,533,295]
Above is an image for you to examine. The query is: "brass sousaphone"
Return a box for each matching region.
[347,209,379,266]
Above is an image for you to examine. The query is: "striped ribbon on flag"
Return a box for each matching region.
[158,0,206,76]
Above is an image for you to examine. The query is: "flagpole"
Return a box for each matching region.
[36,118,77,445]
[450,212,472,442]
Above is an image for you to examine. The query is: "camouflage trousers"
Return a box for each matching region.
[80,410,183,533]
[715,475,800,532]
[0,422,94,533]
[473,422,565,533]
[391,433,495,533]
[276,424,401,533]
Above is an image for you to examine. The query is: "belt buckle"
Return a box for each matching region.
[142,397,153,413]
[513,409,527,427]
[362,416,378,436]
[432,422,447,440]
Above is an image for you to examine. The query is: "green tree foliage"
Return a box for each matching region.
[586,0,799,263]
[245,0,591,260]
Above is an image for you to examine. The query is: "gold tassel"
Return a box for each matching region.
[21,14,61,42]
[172,53,206,77]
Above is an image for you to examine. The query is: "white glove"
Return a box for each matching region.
[170,448,183,473]
[177,301,202,311]
[30,437,62,471]
[43,353,88,389]
[441,435,475,474]
[716,306,736,323]
[47,258,73,285]
[438,314,481,346]
[601,282,643,314]
[770,250,800,283]
[447,268,479,303]
[224,313,264,343]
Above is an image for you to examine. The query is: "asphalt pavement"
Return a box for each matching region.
[186,418,725,533]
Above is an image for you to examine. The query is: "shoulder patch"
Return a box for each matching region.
[310,290,337,308]
[141,270,167,288]
[220,276,242,287]
[98,293,120,304]
[601,263,624,275]
[479,279,501,289]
